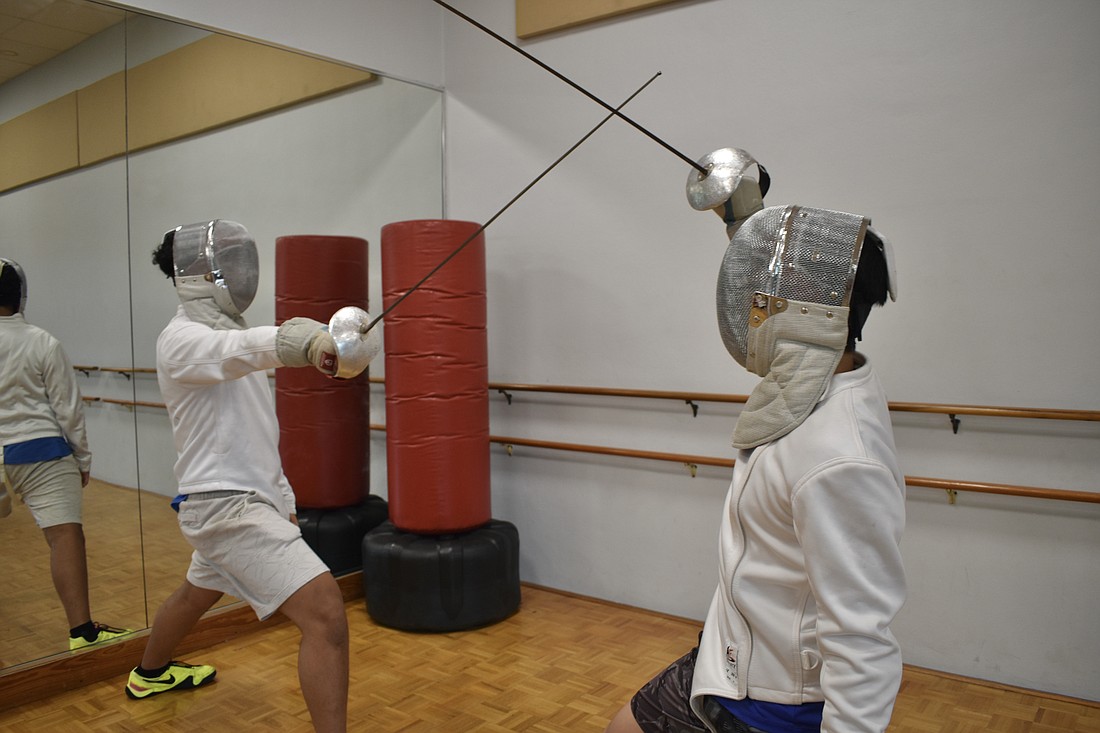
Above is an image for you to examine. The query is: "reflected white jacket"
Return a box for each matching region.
[0,314,91,472]
[690,360,906,733]
[156,306,296,514]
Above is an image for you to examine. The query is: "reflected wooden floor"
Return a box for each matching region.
[0,480,238,669]
[0,585,1096,732]
[0,479,145,667]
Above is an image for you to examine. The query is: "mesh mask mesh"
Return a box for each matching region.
[173,220,258,316]
[717,205,867,366]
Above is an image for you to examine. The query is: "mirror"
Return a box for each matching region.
[0,1,443,672]
[0,3,139,669]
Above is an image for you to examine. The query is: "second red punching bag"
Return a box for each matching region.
[381,219,490,534]
[275,235,371,510]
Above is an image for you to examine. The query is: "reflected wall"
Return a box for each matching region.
[0,3,443,672]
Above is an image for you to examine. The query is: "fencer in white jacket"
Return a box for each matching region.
[127,221,380,733]
[688,356,906,733]
[607,149,905,733]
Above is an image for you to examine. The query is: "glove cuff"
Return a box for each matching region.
[276,317,324,367]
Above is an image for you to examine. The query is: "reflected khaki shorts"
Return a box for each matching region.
[0,455,83,528]
[177,490,329,621]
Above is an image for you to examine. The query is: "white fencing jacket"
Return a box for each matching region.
[0,314,91,472]
[156,306,296,514]
[690,360,906,733]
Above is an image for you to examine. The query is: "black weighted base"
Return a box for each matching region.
[298,495,389,576]
[362,519,520,632]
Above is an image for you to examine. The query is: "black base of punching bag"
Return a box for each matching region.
[362,519,520,632]
[298,496,389,576]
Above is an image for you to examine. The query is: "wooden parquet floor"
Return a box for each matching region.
[0,586,1096,732]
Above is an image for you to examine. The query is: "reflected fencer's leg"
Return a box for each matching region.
[140,580,223,670]
[42,522,91,628]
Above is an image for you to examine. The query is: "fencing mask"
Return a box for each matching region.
[0,258,28,314]
[171,220,259,330]
[689,149,896,449]
[719,205,870,448]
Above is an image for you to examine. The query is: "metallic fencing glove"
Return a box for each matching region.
[171,220,259,330]
[0,258,28,314]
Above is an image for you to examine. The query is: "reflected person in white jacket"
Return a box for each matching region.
[607,149,906,733]
[0,258,133,652]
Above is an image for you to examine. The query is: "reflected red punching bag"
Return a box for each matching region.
[275,235,371,510]
[381,219,490,534]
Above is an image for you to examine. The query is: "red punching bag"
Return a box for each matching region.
[381,220,490,534]
[275,235,371,510]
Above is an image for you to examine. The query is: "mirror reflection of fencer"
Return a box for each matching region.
[0,258,135,651]
[126,221,379,723]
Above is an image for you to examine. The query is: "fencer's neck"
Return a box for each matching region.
[0,306,15,317]
[835,351,865,374]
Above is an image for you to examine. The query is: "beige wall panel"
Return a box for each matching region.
[516,0,689,38]
[0,94,79,191]
[77,72,126,166]
[125,34,375,151]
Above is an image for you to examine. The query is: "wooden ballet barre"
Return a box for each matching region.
[72,365,157,375]
[886,401,1100,422]
[366,423,1098,504]
[84,397,166,410]
[487,382,748,406]
[904,476,1100,504]
[491,434,732,472]
[368,377,1100,424]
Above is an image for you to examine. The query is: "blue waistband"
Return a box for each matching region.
[2,436,72,464]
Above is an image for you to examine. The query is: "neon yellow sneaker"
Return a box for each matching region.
[126,661,217,699]
[69,623,134,650]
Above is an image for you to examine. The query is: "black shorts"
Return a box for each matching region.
[629,646,763,733]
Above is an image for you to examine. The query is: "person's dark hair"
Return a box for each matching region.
[152,229,176,282]
[0,260,23,311]
[846,228,890,351]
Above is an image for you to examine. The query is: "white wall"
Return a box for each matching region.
[7,0,1097,703]
[434,0,1100,701]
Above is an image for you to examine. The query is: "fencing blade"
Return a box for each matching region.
[432,0,705,175]
[366,71,663,333]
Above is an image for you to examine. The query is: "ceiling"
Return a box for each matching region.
[0,0,125,85]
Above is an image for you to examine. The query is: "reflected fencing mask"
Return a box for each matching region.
[0,258,28,314]
[171,220,259,330]
[717,205,873,449]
